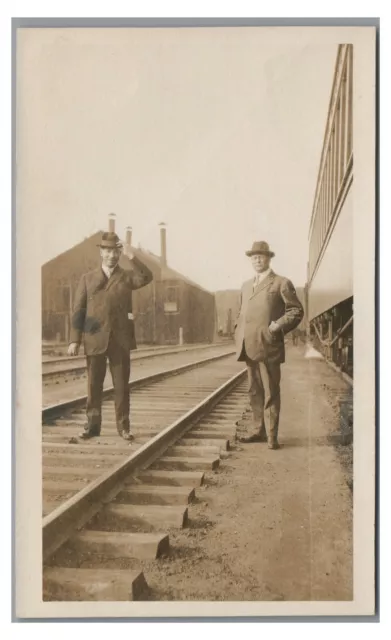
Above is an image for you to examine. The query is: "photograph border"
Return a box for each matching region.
[12,16,379,622]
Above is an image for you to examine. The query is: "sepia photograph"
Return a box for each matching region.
[14,23,376,618]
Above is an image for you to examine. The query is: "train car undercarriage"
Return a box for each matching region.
[309,296,353,380]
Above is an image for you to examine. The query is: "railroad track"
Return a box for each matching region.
[42,343,230,381]
[42,343,235,409]
[42,351,248,601]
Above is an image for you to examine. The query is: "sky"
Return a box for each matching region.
[17,28,337,291]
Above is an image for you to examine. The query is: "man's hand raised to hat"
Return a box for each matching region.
[68,342,80,356]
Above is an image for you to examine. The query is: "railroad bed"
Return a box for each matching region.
[43,343,235,408]
[42,351,247,601]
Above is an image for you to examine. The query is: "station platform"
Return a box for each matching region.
[144,343,353,601]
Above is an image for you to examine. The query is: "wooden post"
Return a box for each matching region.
[152,280,157,344]
[65,314,70,344]
[68,283,73,344]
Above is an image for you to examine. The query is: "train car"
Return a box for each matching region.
[306,44,353,378]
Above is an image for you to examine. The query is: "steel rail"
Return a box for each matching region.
[42,366,246,561]
[42,349,235,422]
[43,343,180,364]
[42,342,230,379]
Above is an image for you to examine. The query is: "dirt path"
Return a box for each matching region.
[143,345,353,601]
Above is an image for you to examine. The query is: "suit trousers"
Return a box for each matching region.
[86,336,131,434]
[244,348,281,440]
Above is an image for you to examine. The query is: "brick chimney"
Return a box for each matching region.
[159,222,167,267]
[108,213,116,232]
[126,226,132,249]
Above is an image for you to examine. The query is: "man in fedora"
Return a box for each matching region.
[67,231,153,440]
[235,241,303,449]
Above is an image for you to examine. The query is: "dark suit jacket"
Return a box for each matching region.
[69,257,153,355]
[235,270,303,364]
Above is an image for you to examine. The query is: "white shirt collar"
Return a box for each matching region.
[102,264,116,279]
[254,268,271,286]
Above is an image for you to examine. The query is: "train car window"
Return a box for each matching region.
[334,125,338,205]
[339,86,345,184]
[307,44,353,292]
[324,154,329,230]
[330,131,335,214]
[327,137,331,227]
[324,180,328,241]
[335,104,341,196]
[347,47,353,159]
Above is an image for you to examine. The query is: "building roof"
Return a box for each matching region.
[132,247,212,294]
[42,231,103,268]
[43,231,212,295]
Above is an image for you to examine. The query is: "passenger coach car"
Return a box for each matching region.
[306,44,353,378]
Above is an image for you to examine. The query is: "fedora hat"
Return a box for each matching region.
[97,232,123,249]
[245,241,275,257]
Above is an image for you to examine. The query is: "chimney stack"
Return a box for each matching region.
[108,213,116,232]
[126,226,132,249]
[159,222,167,267]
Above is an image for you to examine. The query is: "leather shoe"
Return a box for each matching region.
[121,430,134,441]
[239,433,267,444]
[78,425,100,440]
[78,430,100,440]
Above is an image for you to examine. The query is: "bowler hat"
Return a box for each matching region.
[245,241,275,257]
[97,232,123,249]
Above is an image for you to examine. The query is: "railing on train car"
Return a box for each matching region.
[308,44,353,284]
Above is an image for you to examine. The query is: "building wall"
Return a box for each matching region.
[158,279,183,344]
[181,284,215,344]
[131,280,156,344]
[41,234,161,342]
[42,233,103,341]
[42,235,215,345]
[131,279,181,345]
[215,290,241,335]
[132,280,215,345]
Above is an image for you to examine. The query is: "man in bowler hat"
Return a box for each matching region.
[235,241,303,449]
[68,231,153,440]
